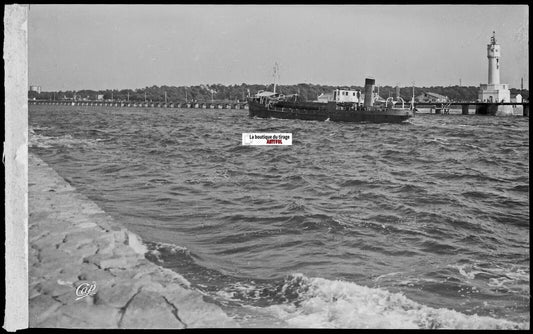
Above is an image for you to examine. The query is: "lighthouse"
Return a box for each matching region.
[488,32,501,84]
[478,31,511,111]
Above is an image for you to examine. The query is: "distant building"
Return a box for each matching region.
[29,85,41,94]
[512,94,522,103]
[415,92,449,103]
[96,94,104,101]
[316,93,333,103]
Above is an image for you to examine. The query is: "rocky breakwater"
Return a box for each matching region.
[28,153,237,328]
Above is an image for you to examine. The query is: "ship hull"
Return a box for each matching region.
[248,100,413,123]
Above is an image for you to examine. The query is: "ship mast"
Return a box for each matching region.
[273,62,280,94]
[411,81,415,110]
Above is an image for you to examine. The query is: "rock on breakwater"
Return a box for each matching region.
[28,153,237,328]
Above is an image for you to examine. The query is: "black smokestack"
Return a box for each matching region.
[364,78,375,108]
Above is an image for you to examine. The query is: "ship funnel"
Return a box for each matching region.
[395,86,400,100]
[364,78,375,108]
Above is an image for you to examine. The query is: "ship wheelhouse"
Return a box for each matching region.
[333,88,362,103]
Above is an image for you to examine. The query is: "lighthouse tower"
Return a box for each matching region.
[487,31,501,85]
[478,31,510,104]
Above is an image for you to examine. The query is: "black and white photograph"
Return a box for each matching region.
[4,4,529,329]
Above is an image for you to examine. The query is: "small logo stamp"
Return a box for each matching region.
[75,281,97,300]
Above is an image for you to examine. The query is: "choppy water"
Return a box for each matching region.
[29,105,529,328]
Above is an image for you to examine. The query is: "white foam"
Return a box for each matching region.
[263,274,528,329]
[29,131,100,149]
[450,263,530,293]
[505,269,530,282]
[146,241,190,264]
[453,264,484,280]
[488,277,514,288]
[374,272,403,282]
[152,241,189,254]
[126,230,148,255]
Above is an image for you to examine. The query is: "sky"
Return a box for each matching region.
[28,5,528,91]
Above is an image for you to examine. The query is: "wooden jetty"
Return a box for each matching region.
[28,99,528,117]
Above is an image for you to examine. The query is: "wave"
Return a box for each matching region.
[29,131,102,149]
[260,274,528,329]
[450,263,530,294]
[134,237,530,329]
[146,241,190,264]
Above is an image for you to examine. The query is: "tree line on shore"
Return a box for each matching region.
[28,83,529,102]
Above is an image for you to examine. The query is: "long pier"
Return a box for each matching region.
[28,100,529,116]
[29,100,249,110]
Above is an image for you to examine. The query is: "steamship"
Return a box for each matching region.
[248,78,414,124]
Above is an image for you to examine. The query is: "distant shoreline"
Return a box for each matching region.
[28,84,529,105]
